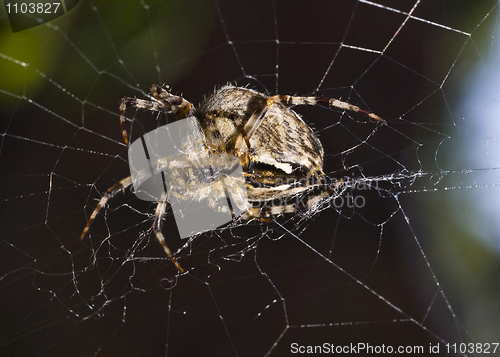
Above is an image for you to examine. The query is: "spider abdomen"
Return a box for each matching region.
[199,85,324,183]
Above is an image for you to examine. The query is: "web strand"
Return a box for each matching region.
[1,1,500,356]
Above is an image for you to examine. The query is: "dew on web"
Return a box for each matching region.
[1,0,500,356]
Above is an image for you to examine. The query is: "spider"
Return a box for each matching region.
[81,84,382,272]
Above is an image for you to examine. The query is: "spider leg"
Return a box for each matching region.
[203,111,253,172]
[243,177,345,220]
[149,84,196,120]
[153,191,184,272]
[236,92,382,159]
[81,176,133,239]
[204,110,251,150]
[235,93,382,162]
[81,176,184,272]
[116,84,193,272]
[118,84,196,145]
[119,97,169,145]
[268,94,383,122]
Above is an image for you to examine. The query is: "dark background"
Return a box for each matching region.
[1,1,499,356]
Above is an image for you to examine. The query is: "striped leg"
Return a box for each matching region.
[242,178,345,221]
[81,177,184,272]
[118,84,196,145]
[81,176,133,239]
[268,94,383,122]
[153,192,184,272]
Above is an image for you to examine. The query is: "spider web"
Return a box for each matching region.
[1,0,500,356]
